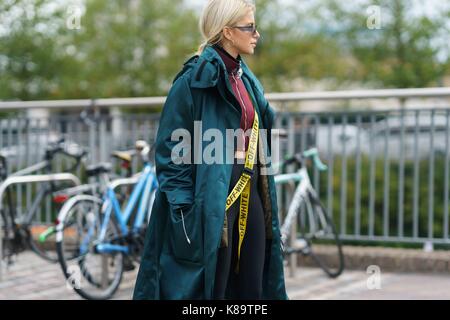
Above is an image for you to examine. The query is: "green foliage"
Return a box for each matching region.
[249,0,358,91]
[0,0,200,100]
[0,0,69,100]
[317,0,450,88]
[0,0,449,101]
[62,0,200,98]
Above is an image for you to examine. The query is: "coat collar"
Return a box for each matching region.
[174,45,269,128]
[184,45,257,90]
[212,44,241,75]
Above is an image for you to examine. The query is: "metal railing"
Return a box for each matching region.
[1,87,450,111]
[275,108,450,247]
[1,87,450,249]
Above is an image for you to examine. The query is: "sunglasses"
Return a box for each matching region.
[232,24,258,35]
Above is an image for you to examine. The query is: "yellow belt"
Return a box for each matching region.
[225,113,259,273]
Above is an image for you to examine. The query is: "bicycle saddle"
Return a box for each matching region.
[86,162,112,177]
[111,150,134,163]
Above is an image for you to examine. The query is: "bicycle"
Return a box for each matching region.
[274,148,344,278]
[55,140,158,300]
[0,138,86,264]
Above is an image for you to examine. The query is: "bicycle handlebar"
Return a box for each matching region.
[302,148,328,171]
[135,140,156,164]
[45,138,87,160]
[283,148,328,171]
[44,138,88,173]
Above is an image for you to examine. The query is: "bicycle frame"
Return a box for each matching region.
[273,149,327,244]
[0,147,85,218]
[0,174,81,219]
[0,166,81,281]
[94,163,157,255]
[275,167,310,242]
[6,162,60,226]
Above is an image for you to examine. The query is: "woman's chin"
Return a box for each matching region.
[241,48,255,55]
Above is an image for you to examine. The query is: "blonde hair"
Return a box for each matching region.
[196,0,256,55]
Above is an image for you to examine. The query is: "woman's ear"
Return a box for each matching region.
[222,26,233,42]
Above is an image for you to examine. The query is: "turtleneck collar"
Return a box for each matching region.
[213,44,241,75]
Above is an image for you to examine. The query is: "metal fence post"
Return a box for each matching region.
[0,216,3,281]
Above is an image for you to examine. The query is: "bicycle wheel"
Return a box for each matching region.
[296,191,344,278]
[0,206,14,263]
[126,187,155,265]
[28,182,98,262]
[26,186,64,263]
[27,222,59,263]
[1,189,28,263]
[56,197,124,300]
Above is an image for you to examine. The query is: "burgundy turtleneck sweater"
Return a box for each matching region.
[213,45,255,153]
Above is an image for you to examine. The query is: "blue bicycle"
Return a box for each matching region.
[55,140,158,300]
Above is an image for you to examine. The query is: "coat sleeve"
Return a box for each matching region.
[252,76,276,151]
[155,76,195,209]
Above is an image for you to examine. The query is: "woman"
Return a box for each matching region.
[133,0,287,300]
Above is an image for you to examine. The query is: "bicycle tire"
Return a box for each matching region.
[297,191,344,278]
[126,187,156,265]
[28,182,99,262]
[26,186,64,263]
[56,197,124,300]
[1,189,28,261]
[0,207,11,261]
[28,223,59,263]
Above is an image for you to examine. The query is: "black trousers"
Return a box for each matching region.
[213,162,266,300]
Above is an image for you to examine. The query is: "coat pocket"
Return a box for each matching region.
[169,201,203,263]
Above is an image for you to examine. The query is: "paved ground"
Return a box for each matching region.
[1,251,450,300]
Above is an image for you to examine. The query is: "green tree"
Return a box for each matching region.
[0,0,200,100]
[249,0,355,92]
[0,0,71,100]
[63,0,200,98]
[317,0,450,88]
[2,0,449,102]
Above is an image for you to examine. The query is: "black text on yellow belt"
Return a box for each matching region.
[225,113,259,273]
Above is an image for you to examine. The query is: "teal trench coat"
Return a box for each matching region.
[133,45,288,300]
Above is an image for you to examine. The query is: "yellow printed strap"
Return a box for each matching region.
[225,113,259,210]
[224,113,259,273]
[235,178,250,273]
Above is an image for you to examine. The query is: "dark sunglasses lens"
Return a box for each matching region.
[235,25,257,34]
[245,26,256,34]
